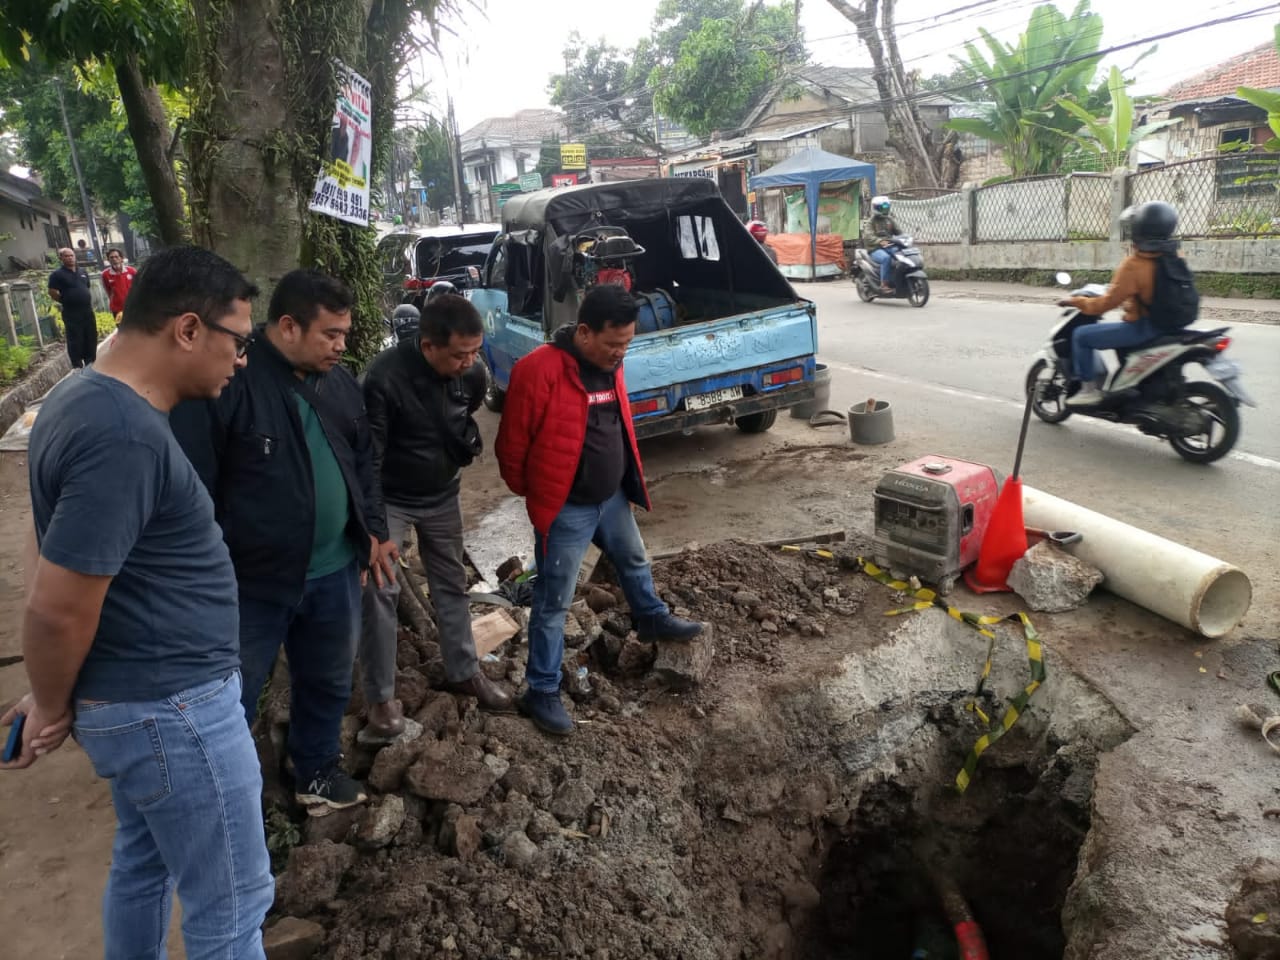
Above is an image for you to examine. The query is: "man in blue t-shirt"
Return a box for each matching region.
[2,246,274,959]
[48,246,97,368]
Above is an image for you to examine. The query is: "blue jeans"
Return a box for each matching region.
[870,247,892,283]
[73,672,273,960]
[239,561,360,784]
[528,488,667,694]
[1071,317,1158,381]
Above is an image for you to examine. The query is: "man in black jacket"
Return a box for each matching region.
[359,294,512,741]
[171,270,394,812]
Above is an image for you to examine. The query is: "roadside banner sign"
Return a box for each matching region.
[309,61,372,226]
[519,172,544,192]
[561,143,587,170]
[552,173,579,187]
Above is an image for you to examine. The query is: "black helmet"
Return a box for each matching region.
[425,280,457,302]
[392,303,420,343]
[1121,202,1178,251]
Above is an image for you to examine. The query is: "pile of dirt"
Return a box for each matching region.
[260,539,1098,960]
[649,540,870,667]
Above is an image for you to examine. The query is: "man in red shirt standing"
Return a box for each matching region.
[495,285,702,736]
[102,248,138,321]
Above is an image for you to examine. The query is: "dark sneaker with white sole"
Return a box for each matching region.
[295,766,368,811]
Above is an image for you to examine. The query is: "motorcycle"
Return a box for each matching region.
[852,235,930,307]
[1026,272,1255,464]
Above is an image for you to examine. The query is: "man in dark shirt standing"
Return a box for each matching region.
[2,246,273,957]
[496,285,702,736]
[171,270,394,813]
[48,246,97,367]
[359,294,513,742]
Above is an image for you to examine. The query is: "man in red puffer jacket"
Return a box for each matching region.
[496,285,703,736]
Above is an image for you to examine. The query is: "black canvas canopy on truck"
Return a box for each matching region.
[495,178,798,331]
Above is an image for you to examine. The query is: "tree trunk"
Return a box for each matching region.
[113,54,189,246]
[828,0,943,189]
[189,0,302,297]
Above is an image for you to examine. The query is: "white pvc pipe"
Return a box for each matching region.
[1022,485,1252,639]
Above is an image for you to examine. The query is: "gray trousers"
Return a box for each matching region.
[359,496,479,702]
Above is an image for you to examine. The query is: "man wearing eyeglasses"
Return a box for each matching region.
[5,246,274,957]
[172,269,393,814]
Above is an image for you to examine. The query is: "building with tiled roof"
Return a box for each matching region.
[1135,43,1280,167]
[1162,41,1280,105]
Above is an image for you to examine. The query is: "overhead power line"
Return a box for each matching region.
[701,2,1280,139]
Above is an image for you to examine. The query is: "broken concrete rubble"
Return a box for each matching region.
[263,916,325,960]
[1008,540,1104,612]
[278,841,356,915]
[1226,858,1280,960]
[652,626,715,689]
[404,740,501,805]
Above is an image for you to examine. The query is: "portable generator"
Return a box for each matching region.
[872,455,1001,593]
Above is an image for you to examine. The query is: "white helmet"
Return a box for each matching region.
[872,196,891,215]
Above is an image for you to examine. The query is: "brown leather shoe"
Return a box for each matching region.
[445,672,515,712]
[364,699,405,739]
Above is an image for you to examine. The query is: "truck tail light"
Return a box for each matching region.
[404,278,435,291]
[763,366,804,387]
[631,397,667,415]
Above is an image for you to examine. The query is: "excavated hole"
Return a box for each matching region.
[267,542,1137,960]
[782,610,1135,960]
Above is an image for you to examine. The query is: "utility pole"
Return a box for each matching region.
[55,77,102,264]
[447,94,466,228]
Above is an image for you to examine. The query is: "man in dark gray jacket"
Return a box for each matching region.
[359,294,513,742]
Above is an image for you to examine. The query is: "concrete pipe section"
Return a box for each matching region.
[1022,485,1252,638]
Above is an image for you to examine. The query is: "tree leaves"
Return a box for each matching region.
[945,0,1112,177]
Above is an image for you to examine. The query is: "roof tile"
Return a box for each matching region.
[1163,42,1280,103]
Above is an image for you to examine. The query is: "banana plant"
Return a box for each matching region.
[944,1,1114,177]
[1052,65,1182,168]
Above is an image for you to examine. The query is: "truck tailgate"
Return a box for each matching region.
[622,303,816,394]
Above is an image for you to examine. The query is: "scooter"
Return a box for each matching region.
[1025,272,1255,464]
[852,235,930,307]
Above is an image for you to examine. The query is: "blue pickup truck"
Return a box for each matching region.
[467,178,818,439]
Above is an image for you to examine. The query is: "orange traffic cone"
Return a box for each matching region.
[964,389,1035,593]
[964,476,1027,593]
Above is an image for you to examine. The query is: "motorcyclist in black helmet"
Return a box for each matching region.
[392,303,421,345]
[1058,201,1183,408]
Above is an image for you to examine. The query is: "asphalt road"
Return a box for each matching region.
[803,279,1280,627]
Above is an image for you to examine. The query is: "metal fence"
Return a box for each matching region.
[970,173,1112,242]
[890,191,965,244]
[1128,154,1280,238]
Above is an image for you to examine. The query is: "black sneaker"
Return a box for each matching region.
[635,612,704,643]
[295,766,368,811]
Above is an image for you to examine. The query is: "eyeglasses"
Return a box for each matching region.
[203,318,255,358]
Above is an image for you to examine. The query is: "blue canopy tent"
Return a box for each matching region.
[750,148,877,280]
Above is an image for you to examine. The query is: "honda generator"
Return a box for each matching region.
[872,455,1001,594]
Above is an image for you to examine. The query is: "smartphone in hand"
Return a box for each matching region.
[3,713,26,763]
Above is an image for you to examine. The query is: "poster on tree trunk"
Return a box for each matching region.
[309,62,372,227]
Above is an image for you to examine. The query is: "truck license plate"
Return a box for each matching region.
[685,386,744,411]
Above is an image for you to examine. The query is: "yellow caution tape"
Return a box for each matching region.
[779,546,1046,795]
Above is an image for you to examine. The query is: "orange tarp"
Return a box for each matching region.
[764,232,846,270]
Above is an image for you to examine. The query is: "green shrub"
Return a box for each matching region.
[0,339,35,387]
[96,311,117,339]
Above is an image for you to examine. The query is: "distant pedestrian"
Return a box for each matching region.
[360,291,513,743]
[48,246,96,367]
[101,247,137,321]
[171,269,392,813]
[495,284,702,737]
[3,245,273,958]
